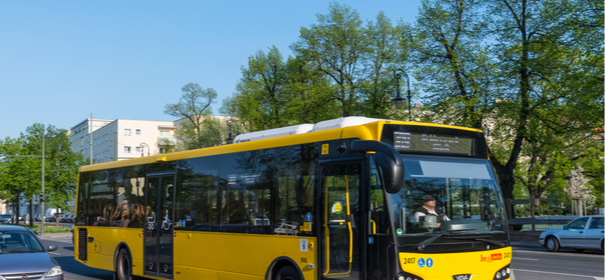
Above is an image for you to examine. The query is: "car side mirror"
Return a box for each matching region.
[563,226,569,230]
[47,244,58,252]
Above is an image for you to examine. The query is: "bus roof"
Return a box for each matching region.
[79,117,482,172]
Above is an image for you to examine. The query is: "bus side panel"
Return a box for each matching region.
[399,247,512,280]
[174,232,317,280]
[75,226,144,275]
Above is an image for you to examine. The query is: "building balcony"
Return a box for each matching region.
[158,136,176,146]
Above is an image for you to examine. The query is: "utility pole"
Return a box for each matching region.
[89,113,93,165]
[41,128,45,236]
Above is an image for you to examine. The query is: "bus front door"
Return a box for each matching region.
[320,162,362,280]
[144,173,175,279]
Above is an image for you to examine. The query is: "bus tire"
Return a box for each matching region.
[115,248,136,280]
[275,266,299,280]
[545,236,559,252]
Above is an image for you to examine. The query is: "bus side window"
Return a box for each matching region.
[274,145,316,236]
[370,164,389,235]
[176,156,220,232]
[275,174,315,235]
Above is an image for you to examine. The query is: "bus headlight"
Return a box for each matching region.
[398,272,423,280]
[46,266,63,277]
[493,265,511,280]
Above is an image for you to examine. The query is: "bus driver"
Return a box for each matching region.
[414,195,450,228]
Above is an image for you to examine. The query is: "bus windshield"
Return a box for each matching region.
[388,155,507,237]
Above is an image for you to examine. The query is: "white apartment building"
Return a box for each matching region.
[1,118,195,216]
[70,118,176,164]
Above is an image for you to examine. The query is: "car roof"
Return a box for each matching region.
[0,225,30,231]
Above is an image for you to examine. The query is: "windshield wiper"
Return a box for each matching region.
[415,229,476,252]
[443,236,507,248]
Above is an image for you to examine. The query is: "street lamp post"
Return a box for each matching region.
[392,69,412,121]
[226,120,234,144]
[140,142,150,157]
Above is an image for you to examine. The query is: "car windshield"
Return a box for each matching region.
[0,231,45,254]
[388,156,508,237]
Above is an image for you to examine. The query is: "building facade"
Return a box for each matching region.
[70,118,176,164]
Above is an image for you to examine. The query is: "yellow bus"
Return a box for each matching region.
[74,117,512,280]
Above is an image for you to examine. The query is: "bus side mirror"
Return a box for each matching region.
[375,152,404,194]
[351,140,404,194]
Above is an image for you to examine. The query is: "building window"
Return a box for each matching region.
[124,146,131,154]
[136,147,141,153]
[160,130,170,138]
[136,129,141,135]
[124,129,131,136]
[159,147,170,154]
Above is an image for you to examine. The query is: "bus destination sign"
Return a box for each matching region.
[393,131,473,154]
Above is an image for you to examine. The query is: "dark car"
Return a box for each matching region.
[45,214,63,223]
[0,225,63,279]
[60,215,74,223]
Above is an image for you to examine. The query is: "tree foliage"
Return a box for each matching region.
[165,83,220,150]
[220,1,603,212]
[0,124,84,221]
[409,0,604,208]
[226,3,411,130]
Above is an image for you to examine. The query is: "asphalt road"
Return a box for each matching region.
[39,235,113,280]
[511,247,604,280]
[38,236,604,280]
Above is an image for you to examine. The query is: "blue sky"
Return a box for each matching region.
[0,1,420,139]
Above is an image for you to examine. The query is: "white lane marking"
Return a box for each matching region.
[513,257,539,261]
[49,252,61,255]
[514,268,603,279]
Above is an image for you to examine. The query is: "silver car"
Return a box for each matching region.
[0,215,12,224]
[539,216,604,252]
[0,225,63,279]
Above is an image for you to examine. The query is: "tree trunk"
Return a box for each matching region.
[28,199,34,226]
[14,193,20,225]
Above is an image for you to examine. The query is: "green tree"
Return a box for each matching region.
[484,0,604,204]
[224,47,338,131]
[173,116,232,150]
[227,3,407,130]
[292,2,370,118]
[165,83,219,149]
[282,55,340,124]
[0,137,30,224]
[412,0,603,208]
[359,12,410,119]
[411,0,492,128]
[228,47,292,131]
[0,124,84,225]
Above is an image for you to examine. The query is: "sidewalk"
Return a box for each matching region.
[511,239,543,249]
[37,232,72,240]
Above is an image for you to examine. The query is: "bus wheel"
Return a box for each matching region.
[275,266,299,280]
[546,237,559,252]
[116,248,135,280]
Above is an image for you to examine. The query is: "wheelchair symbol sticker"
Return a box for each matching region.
[418,258,425,268]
